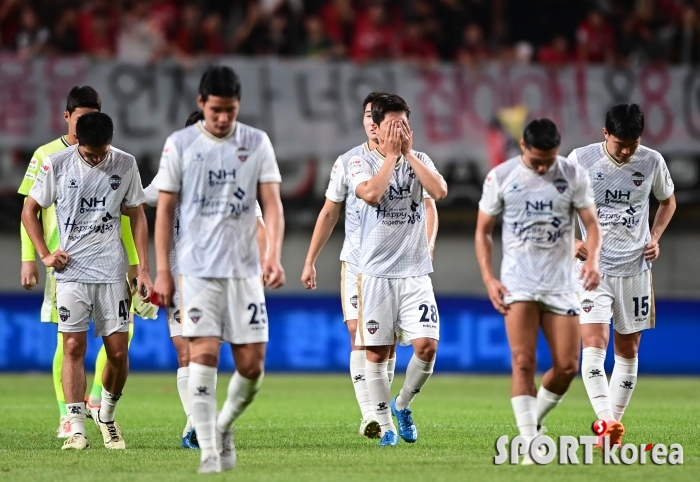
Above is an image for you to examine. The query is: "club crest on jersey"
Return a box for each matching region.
[632,171,644,186]
[408,167,416,179]
[173,310,181,323]
[58,306,70,322]
[109,175,122,190]
[350,295,358,309]
[366,320,379,335]
[581,298,594,313]
[237,147,251,162]
[553,178,568,193]
[188,308,202,323]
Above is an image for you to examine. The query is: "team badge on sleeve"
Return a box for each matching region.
[109,175,122,190]
[632,171,644,186]
[553,178,568,193]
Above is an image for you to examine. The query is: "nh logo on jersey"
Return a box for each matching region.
[581,298,594,313]
[553,178,568,193]
[366,320,379,334]
[80,197,106,213]
[109,175,122,190]
[58,306,70,322]
[209,169,236,186]
[525,200,553,213]
[389,185,411,200]
[632,171,645,186]
[188,308,202,323]
[237,147,251,162]
[606,190,631,202]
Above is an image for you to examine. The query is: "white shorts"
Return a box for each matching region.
[341,262,359,322]
[504,292,580,316]
[42,268,57,323]
[578,269,654,334]
[356,274,439,347]
[56,281,131,337]
[180,275,268,344]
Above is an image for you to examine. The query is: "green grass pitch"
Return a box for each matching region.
[0,373,697,481]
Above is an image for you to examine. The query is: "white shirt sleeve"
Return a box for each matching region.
[153,137,182,193]
[572,164,595,210]
[478,168,503,216]
[325,156,347,202]
[142,177,161,207]
[28,156,57,209]
[257,133,282,183]
[348,156,373,193]
[255,201,263,218]
[567,149,579,164]
[651,155,674,201]
[123,159,146,208]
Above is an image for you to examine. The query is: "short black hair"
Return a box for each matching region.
[371,93,411,125]
[76,112,113,147]
[199,66,241,101]
[185,110,204,127]
[523,118,561,150]
[605,103,644,140]
[66,86,101,114]
[363,91,389,110]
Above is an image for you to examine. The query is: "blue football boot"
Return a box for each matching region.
[391,396,418,443]
[181,428,199,449]
[378,429,399,447]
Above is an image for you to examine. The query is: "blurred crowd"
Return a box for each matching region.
[1,0,700,65]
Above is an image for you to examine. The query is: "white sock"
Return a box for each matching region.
[66,402,86,436]
[177,367,192,436]
[387,356,397,387]
[395,354,434,410]
[609,355,638,421]
[365,360,395,434]
[99,389,121,423]
[350,350,375,420]
[535,386,563,426]
[216,371,263,432]
[511,395,537,449]
[189,362,218,458]
[88,393,101,407]
[581,347,614,421]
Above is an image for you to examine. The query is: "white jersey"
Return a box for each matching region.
[325,143,370,266]
[569,142,674,276]
[479,155,594,294]
[349,149,437,278]
[29,146,145,283]
[154,121,281,279]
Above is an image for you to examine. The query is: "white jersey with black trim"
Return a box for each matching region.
[28,145,146,283]
[153,121,281,279]
[479,155,594,294]
[569,142,674,276]
[348,149,438,278]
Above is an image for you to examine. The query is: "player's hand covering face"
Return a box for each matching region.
[378,119,403,159]
[399,119,413,155]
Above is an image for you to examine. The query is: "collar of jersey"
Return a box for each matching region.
[363,141,370,153]
[76,145,112,169]
[198,120,236,142]
[602,141,633,168]
[60,136,70,148]
[372,148,405,168]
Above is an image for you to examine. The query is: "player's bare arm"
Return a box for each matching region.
[153,190,179,307]
[399,120,448,201]
[425,198,438,261]
[577,204,602,291]
[355,121,401,205]
[301,199,342,289]
[646,193,676,262]
[574,238,588,261]
[21,259,40,290]
[257,216,270,268]
[21,196,70,271]
[259,181,286,289]
[124,203,153,300]
[475,209,510,314]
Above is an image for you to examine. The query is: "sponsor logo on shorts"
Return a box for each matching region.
[188,308,202,323]
[173,310,181,323]
[350,295,358,309]
[581,298,594,313]
[366,320,379,335]
[632,171,644,186]
[237,146,251,162]
[109,175,122,190]
[554,178,568,194]
[58,306,70,322]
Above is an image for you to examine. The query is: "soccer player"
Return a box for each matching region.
[301,92,440,439]
[569,104,676,445]
[348,94,447,446]
[475,119,601,464]
[143,110,270,449]
[22,112,152,450]
[17,86,140,438]
[152,66,285,473]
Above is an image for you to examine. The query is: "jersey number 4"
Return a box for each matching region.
[248,302,267,324]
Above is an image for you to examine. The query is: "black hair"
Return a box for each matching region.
[371,93,411,125]
[605,103,644,140]
[363,91,389,110]
[66,86,101,114]
[76,112,113,147]
[185,110,204,127]
[199,66,241,101]
[522,118,561,150]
